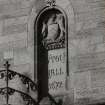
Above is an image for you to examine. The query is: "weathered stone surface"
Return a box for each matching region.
[34,0,45,13]
[0,20,3,35]
[0,0,34,15]
[0,0,104,104]
[73,71,91,99]
[90,70,105,101]
[13,39,27,49]
[14,48,32,65]
[3,16,28,35]
[11,63,32,77]
[70,51,105,72]
[91,70,105,88]
[3,23,27,35]
[3,50,13,60]
[0,39,27,53]
[4,16,28,26]
[86,0,105,9]
[77,8,105,22]
[0,52,4,67]
[95,43,105,52]
[0,95,6,105]
[0,32,27,44]
[56,0,70,9]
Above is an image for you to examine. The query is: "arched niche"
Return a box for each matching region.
[35,5,68,101]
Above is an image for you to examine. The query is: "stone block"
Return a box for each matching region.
[11,63,34,80]
[3,16,28,35]
[3,50,13,59]
[92,27,105,37]
[77,8,105,22]
[13,39,27,50]
[90,70,105,100]
[35,0,45,13]
[68,40,79,58]
[0,52,4,67]
[0,95,6,105]
[0,1,21,14]
[0,32,27,45]
[86,0,105,9]
[0,20,3,35]
[72,51,105,73]
[88,35,103,45]
[3,23,27,35]
[14,48,32,65]
[91,70,105,88]
[21,0,34,9]
[0,7,30,20]
[0,42,13,52]
[4,16,28,26]
[56,0,70,9]
[0,0,32,14]
[73,71,91,99]
[83,19,98,30]
[95,43,105,52]
[27,45,34,61]
[0,39,27,54]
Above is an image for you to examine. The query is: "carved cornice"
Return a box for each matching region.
[42,37,65,50]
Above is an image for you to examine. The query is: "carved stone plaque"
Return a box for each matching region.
[48,49,66,95]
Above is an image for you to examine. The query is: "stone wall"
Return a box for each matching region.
[0,0,35,80]
[0,0,105,105]
[68,0,105,105]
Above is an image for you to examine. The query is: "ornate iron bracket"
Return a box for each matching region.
[0,61,63,105]
[0,61,37,105]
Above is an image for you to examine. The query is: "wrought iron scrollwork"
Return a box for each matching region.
[0,61,62,105]
[7,70,37,92]
[0,61,37,105]
[0,88,7,95]
[0,87,36,105]
[0,70,7,81]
